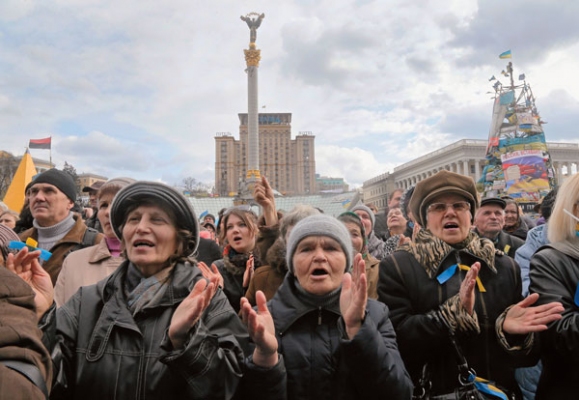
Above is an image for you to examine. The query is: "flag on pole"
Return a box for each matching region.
[499,50,512,59]
[29,137,51,149]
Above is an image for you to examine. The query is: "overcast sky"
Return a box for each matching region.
[1,0,578,190]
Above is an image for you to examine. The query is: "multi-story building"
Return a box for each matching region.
[362,139,579,212]
[214,113,316,196]
[316,174,349,193]
[76,173,108,196]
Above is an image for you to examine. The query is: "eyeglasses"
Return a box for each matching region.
[427,201,471,214]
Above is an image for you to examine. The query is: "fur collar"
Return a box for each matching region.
[398,229,499,278]
[266,237,288,275]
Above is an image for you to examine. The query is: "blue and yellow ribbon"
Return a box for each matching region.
[473,377,508,400]
[437,264,486,292]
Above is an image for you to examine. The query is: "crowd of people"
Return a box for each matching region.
[0,167,577,399]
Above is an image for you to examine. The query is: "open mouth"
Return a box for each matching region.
[444,222,459,229]
[311,268,328,276]
[134,240,154,248]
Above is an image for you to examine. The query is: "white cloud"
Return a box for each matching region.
[1,0,577,191]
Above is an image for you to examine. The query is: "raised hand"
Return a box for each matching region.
[243,254,255,288]
[168,278,216,349]
[459,262,480,315]
[240,291,278,367]
[253,176,278,226]
[340,253,367,339]
[503,293,563,334]
[197,261,224,291]
[5,246,53,320]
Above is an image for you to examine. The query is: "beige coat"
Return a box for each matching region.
[54,239,124,307]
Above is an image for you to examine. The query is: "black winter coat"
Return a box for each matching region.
[268,275,413,400]
[50,260,284,400]
[529,241,579,399]
[474,229,524,259]
[379,244,535,397]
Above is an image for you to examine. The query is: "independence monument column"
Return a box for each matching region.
[240,12,265,194]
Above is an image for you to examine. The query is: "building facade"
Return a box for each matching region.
[362,139,579,212]
[316,174,350,193]
[76,173,108,195]
[214,113,316,196]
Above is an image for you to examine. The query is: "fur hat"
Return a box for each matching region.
[410,170,478,227]
[350,203,375,231]
[110,181,199,256]
[30,169,77,203]
[286,214,353,274]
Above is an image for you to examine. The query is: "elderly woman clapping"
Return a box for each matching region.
[378,170,563,398]
[10,181,284,399]
[241,214,412,400]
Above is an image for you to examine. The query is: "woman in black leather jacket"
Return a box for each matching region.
[9,181,284,400]
[529,173,579,399]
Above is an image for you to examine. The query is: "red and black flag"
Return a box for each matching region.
[29,137,51,150]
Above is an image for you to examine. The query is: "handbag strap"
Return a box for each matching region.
[447,332,477,386]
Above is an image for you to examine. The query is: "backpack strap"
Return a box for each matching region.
[1,360,49,399]
[64,227,100,258]
[81,227,99,248]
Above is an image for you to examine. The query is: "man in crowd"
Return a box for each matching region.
[473,197,524,258]
[19,169,103,285]
[82,181,104,231]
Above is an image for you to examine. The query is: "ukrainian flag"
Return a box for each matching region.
[499,50,512,59]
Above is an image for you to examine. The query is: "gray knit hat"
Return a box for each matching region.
[31,169,77,203]
[350,203,375,231]
[286,214,354,274]
[110,181,199,256]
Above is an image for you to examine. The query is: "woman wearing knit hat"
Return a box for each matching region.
[378,170,563,398]
[337,211,380,300]
[351,203,387,260]
[245,204,320,306]
[240,214,412,399]
[11,181,284,399]
[54,177,136,306]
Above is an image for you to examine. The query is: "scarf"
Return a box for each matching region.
[222,244,262,276]
[398,229,497,279]
[124,262,174,316]
[105,236,122,257]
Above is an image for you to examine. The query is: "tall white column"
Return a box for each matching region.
[247,66,259,174]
